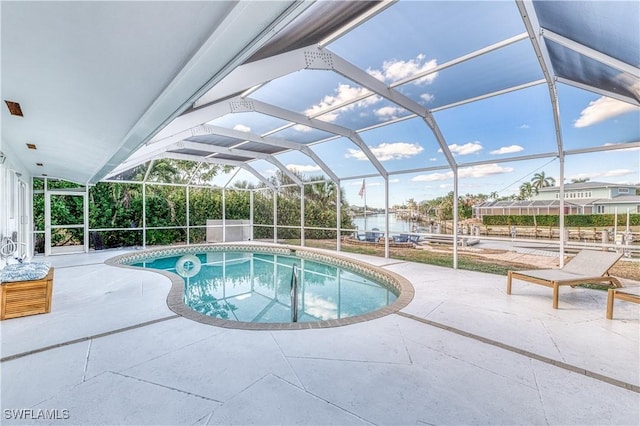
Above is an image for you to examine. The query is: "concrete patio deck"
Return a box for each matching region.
[1,247,638,425]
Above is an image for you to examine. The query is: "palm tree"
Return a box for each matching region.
[519,182,534,200]
[530,172,556,193]
[489,191,499,200]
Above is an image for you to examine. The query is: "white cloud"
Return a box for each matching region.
[519,124,530,129]
[420,93,435,104]
[603,143,640,152]
[439,142,483,156]
[374,106,405,120]
[429,157,438,161]
[304,54,438,124]
[574,96,640,128]
[567,169,635,182]
[368,54,438,85]
[490,145,524,155]
[286,164,321,173]
[346,142,424,161]
[411,172,451,182]
[292,124,313,133]
[389,178,400,184]
[304,83,381,123]
[233,124,251,132]
[602,168,634,178]
[458,164,514,178]
[411,164,513,182]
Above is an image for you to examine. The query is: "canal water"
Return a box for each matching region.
[351,213,418,233]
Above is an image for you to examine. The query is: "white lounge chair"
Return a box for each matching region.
[507,250,622,309]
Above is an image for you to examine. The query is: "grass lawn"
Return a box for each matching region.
[283,239,640,282]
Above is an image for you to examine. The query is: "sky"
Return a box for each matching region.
[206,0,639,209]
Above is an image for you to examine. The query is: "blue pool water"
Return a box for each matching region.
[131,251,397,324]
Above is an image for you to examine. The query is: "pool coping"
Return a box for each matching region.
[105,242,415,330]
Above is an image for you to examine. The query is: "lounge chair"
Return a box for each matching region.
[606,286,640,319]
[507,250,622,309]
[393,234,409,243]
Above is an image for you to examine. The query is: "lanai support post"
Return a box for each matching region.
[142,182,146,249]
[300,184,305,247]
[273,190,277,244]
[250,189,254,241]
[559,154,566,267]
[222,188,226,242]
[337,179,342,252]
[186,186,190,244]
[384,177,389,259]
[453,166,459,269]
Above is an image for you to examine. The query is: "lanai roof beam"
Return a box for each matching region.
[176,141,303,186]
[247,98,389,179]
[162,152,275,190]
[197,123,340,182]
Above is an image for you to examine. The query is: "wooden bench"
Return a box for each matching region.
[1,264,54,320]
[606,287,640,320]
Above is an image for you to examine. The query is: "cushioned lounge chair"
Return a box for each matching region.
[507,250,622,309]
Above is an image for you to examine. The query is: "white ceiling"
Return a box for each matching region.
[1,0,311,184]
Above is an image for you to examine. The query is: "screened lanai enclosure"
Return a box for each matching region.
[1,1,639,266]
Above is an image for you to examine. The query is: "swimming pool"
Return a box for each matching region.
[107,244,414,330]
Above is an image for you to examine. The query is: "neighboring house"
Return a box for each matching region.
[474,182,640,219]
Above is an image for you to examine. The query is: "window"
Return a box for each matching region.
[618,188,629,194]
[596,205,605,213]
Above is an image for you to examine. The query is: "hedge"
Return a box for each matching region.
[482,214,640,227]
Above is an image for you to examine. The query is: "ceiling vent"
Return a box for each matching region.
[26,143,37,150]
[4,100,23,117]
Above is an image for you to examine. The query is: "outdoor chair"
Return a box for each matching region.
[606,286,640,319]
[393,234,409,243]
[507,249,623,309]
